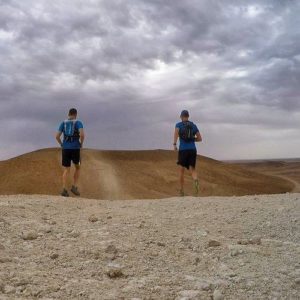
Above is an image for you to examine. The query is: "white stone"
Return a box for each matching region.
[177,290,199,299]
[4,285,16,294]
[213,289,223,300]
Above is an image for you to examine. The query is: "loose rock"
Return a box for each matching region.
[177,290,199,299]
[230,248,243,257]
[208,240,221,247]
[69,230,80,238]
[41,226,52,233]
[0,257,12,263]
[106,264,124,278]
[88,215,98,223]
[4,285,16,294]
[50,253,59,259]
[195,280,211,291]
[22,231,38,240]
[213,289,223,300]
[105,244,118,255]
[157,242,166,247]
[238,237,261,245]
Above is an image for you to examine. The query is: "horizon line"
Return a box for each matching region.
[0,147,300,163]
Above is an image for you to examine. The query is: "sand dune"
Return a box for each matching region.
[0,193,299,299]
[0,148,294,199]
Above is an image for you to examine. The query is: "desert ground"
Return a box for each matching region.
[232,159,300,193]
[0,193,299,299]
[0,150,299,299]
[0,149,295,200]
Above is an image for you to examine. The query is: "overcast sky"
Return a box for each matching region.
[0,0,299,160]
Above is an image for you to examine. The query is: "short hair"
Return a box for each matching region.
[180,110,189,118]
[68,108,77,116]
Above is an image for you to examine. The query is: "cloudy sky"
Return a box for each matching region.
[0,0,299,160]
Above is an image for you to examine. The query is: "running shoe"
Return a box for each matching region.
[61,189,69,197]
[71,185,80,196]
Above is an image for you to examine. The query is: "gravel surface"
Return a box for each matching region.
[0,193,299,299]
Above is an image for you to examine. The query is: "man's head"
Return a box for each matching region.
[180,110,189,121]
[68,108,77,119]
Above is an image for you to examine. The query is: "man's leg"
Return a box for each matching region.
[179,167,185,196]
[190,167,199,195]
[71,163,81,196]
[70,150,81,196]
[190,167,198,181]
[74,164,80,187]
[189,150,199,196]
[61,167,70,197]
[61,149,71,196]
[62,167,70,189]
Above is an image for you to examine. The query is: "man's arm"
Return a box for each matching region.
[173,127,179,151]
[195,131,202,142]
[55,131,63,147]
[79,128,85,147]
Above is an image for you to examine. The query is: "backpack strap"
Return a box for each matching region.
[63,119,79,142]
[71,120,76,136]
[180,121,194,142]
[63,120,67,134]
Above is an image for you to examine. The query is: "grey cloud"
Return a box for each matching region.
[0,0,300,160]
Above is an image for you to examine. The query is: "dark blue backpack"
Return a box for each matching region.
[179,121,195,142]
[63,120,80,142]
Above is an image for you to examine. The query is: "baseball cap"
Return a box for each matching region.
[180,110,189,117]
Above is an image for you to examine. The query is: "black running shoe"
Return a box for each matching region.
[71,185,80,196]
[61,189,69,197]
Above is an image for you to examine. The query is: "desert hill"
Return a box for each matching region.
[0,148,294,199]
[234,160,300,193]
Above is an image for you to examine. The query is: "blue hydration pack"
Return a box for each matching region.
[63,119,80,142]
[179,121,195,142]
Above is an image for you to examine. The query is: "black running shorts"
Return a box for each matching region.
[62,149,81,167]
[177,149,197,169]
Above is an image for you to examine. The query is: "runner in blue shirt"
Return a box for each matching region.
[56,108,85,197]
[173,110,202,196]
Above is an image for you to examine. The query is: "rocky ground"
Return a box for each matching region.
[0,193,299,300]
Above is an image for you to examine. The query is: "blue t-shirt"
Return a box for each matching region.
[176,121,199,151]
[58,119,84,149]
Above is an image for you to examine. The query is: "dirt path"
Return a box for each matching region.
[80,151,126,200]
[0,193,299,299]
[265,172,300,193]
[277,175,300,193]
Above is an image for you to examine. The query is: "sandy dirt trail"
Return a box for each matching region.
[0,193,299,299]
[81,151,124,199]
[275,175,300,193]
[261,172,300,193]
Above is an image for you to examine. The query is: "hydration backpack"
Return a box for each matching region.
[179,121,195,142]
[63,119,80,142]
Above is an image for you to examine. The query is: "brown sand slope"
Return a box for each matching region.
[233,160,300,193]
[0,148,294,199]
